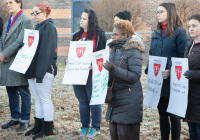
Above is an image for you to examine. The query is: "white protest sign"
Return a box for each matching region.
[143,56,167,109]
[62,41,93,85]
[9,29,39,74]
[167,57,188,118]
[90,49,109,105]
[105,39,112,56]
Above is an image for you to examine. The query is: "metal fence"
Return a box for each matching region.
[57,32,153,64]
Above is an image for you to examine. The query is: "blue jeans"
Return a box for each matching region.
[188,123,200,140]
[73,75,102,131]
[6,85,31,121]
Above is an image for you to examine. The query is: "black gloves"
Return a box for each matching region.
[183,70,194,80]
[103,60,116,73]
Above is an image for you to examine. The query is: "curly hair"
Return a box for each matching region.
[77,9,99,40]
[114,20,135,37]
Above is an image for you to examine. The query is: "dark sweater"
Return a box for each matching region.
[25,18,57,83]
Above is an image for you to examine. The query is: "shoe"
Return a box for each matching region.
[17,121,30,132]
[33,121,54,140]
[25,117,43,136]
[79,128,89,138]
[2,120,20,129]
[86,128,99,138]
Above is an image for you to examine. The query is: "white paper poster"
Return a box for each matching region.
[105,39,112,56]
[167,57,189,118]
[143,56,167,109]
[9,29,39,74]
[90,49,109,105]
[62,41,93,85]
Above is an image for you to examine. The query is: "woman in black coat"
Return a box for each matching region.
[145,2,188,140]
[103,20,144,140]
[25,4,57,140]
[183,14,200,140]
[71,9,107,139]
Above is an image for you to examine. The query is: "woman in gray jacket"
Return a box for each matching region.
[103,20,144,140]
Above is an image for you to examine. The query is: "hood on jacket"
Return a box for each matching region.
[35,18,54,28]
[132,33,144,41]
[123,38,145,53]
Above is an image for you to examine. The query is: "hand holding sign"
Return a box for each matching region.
[102,60,116,73]
[162,69,170,79]
[183,70,194,80]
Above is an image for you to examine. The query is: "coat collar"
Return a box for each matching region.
[108,38,145,53]
[4,13,25,42]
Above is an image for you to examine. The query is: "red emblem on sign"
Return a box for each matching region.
[96,58,103,72]
[28,36,34,47]
[175,66,182,80]
[76,47,86,58]
[154,63,161,77]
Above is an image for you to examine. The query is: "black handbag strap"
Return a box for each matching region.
[110,51,128,90]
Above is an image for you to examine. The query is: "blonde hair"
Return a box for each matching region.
[114,20,135,37]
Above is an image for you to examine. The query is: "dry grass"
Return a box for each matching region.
[0,64,189,140]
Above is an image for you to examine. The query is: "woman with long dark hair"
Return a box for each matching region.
[71,9,107,138]
[183,14,200,140]
[145,2,188,140]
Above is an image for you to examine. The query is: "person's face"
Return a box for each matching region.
[7,0,21,15]
[32,7,46,23]
[188,19,200,40]
[114,16,121,22]
[157,6,168,24]
[80,12,89,31]
[112,28,127,41]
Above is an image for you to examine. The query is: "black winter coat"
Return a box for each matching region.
[146,27,188,98]
[25,18,57,83]
[72,28,107,52]
[106,38,145,124]
[0,17,3,37]
[184,41,200,124]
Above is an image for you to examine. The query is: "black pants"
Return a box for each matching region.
[109,122,140,140]
[158,98,181,140]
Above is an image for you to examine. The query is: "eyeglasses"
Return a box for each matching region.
[30,11,43,16]
[111,33,127,38]
[157,10,167,15]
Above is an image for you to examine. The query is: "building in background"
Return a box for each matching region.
[21,0,165,62]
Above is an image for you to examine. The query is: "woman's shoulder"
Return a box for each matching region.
[175,27,186,34]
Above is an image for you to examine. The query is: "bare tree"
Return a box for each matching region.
[172,0,200,28]
[0,0,9,23]
[87,0,142,32]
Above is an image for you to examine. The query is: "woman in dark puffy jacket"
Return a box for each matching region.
[103,20,144,140]
[183,14,200,140]
[145,2,188,140]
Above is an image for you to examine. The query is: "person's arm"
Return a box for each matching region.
[36,23,57,83]
[0,17,3,38]
[113,50,143,83]
[176,28,188,58]
[99,31,107,50]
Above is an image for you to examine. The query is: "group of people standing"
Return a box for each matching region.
[0,0,57,140]
[0,0,200,140]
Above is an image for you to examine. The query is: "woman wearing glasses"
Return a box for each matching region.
[103,20,144,140]
[24,4,57,140]
[145,2,188,140]
[71,9,107,138]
